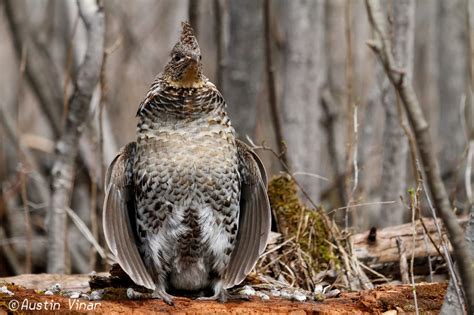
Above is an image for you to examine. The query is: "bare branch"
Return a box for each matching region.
[365,0,474,313]
[47,0,105,274]
[4,0,63,135]
[264,0,287,166]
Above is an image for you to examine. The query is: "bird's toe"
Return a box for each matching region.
[152,288,175,306]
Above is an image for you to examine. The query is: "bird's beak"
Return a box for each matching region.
[187,53,200,63]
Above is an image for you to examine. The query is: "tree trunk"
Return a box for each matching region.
[437,0,468,180]
[414,0,439,143]
[441,0,474,312]
[323,0,347,208]
[281,0,326,203]
[378,0,414,227]
[365,0,474,312]
[222,0,264,140]
[48,0,105,274]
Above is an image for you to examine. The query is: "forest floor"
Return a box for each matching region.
[0,274,447,314]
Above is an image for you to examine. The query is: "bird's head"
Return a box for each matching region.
[163,22,203,88]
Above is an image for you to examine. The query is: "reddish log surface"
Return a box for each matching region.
[0,274,447,314]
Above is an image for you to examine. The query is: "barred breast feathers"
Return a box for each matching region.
[136,75,234,145]
[137,75,222,118]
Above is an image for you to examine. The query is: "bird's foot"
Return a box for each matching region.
[126,287,175,306]
[127,287,151,300]
[197,290,250,303]
[152,288,175,306]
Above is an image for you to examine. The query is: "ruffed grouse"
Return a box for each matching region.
[103,22,271,304]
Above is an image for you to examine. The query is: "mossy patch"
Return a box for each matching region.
[265,175,339,288]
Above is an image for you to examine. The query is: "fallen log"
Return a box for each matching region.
[0,274,448,314]
[352,216,469,277]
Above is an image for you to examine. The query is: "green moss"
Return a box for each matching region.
[267,175,338,272]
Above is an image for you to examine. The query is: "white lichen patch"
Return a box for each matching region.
[256,291,270,301]
[0,285,14,296]
[314,284,323,295]
[69,292,81,299]
[280,290,292,299]
[90,290,104,301]
[270,289,281,297]
[49,283,61,294]
[238,285,256,296]
[324,289,341,298]
[292,291,307,302]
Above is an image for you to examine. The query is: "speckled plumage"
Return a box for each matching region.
[103,22,270,304]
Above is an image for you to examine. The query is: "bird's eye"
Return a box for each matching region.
[173,54,182,62]
[199,55,202,61]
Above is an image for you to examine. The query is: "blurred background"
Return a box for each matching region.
[0,0,471,276]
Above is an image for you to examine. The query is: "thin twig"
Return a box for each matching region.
[358,260,390,283]
[344,0,358,230]
[61,14,79,133]
[15,41,32,274]
[0,227,22,275]
[213,0,227,89]
[89,172,98,269]
[247,138,372,291]
[365,0,473,312]
[0,107,50,206]
[466,140,474,205]
[96,36,122,269]
[421,227,434,282]
[247,138,319,210]
[418,216,444,259]
[345,104,359,230]
[292,172,329,182]
[421,162,465,310]
[259,236,296,259]
[19,168,31,273]
[264,0,287,165]
[409,188,420,315]
[329,200,395,215]
[64,207,108,260]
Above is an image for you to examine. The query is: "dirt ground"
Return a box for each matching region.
[0,275,447,314]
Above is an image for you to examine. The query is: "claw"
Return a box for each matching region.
[127,287,175,306]
[127,288,151,300]
[152,288,175,306]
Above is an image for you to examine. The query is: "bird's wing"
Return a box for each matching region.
[103,142,156,291]
[223,140,271,288]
